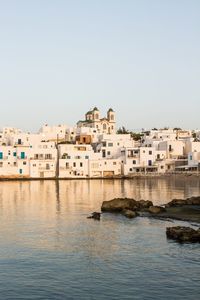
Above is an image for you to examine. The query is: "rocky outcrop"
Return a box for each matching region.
[166,226,200,243]
[101,198,138,212]
[165,196,200,208]
[101,198,153,213]
[148,206,166,214]
[101,196,200,222]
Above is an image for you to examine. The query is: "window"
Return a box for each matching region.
[0,162,3,167]
[73,162,76,167]
[18,139,22,145]
[129,168,132,171]
[21,152,25,159]
[149,151,152,155]
[108,143,113,147]
[103,124,107,130]
[46,164,50,170]
[45,154,52,159]
[23,162,26,165]
[0,152,3,159]
[13,152,17,157]
[85,156,89,159]
[133,160,136,164]
[80,162,83,167]
[107,151,111,155]
[113,162,116,165]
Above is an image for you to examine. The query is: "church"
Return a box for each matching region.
[77,107,116,134]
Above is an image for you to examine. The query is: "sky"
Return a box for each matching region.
[0,0,200,132]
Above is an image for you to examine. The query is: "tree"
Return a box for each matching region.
[117,126,129,134]
[117,126,143,141]
[173,127,182,131]
[130,132,143,141]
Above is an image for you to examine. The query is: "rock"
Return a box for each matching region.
[165,199,187,208]
[149,206,166,214]
[122,209,138,219]
[87,212,101,220]
[138,200,153,210]
[187,196,200,205]
[101,198,138,212]
[166,226,200,243]
[166,196,200,207]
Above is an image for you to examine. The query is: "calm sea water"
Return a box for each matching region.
[0,177,200,300]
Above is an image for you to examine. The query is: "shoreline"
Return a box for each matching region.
[0,173,200,181]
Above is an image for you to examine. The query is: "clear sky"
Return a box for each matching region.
[0,0,200,132]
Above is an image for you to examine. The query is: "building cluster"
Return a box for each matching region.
[0,107,200,178]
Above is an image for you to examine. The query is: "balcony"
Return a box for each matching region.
[128,154,138,158]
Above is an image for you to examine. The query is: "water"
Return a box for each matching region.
[0,177,200,300]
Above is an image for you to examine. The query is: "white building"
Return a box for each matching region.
[58,144,100,178]
[39,124,68,142]
[77,107,116,134]
[29,142,57,178]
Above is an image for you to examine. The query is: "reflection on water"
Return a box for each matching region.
[0,178,200,299]
[1,177,200,220]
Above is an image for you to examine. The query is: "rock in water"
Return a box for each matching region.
[122,209,138,219]
[87,212,101,220]
[101,198,138,212]
[166,226,200,243]
[138,200,153,210]
[149,206,166,214]
[166,196,200,207]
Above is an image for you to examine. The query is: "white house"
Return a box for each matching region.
[39,124,68,142]
[29,142,57,178]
